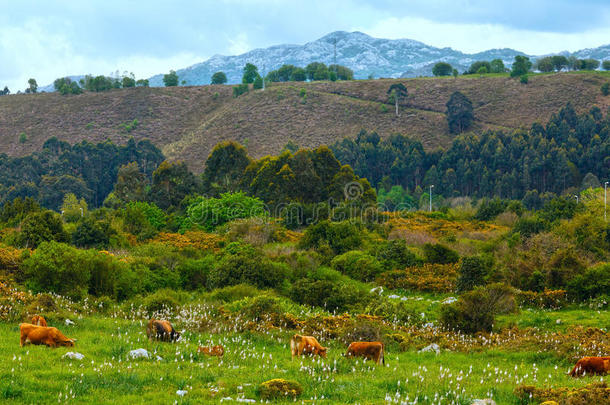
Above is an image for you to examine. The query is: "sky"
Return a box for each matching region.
[1,0,609,92]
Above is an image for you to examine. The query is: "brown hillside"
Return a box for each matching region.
[0,72,608,172]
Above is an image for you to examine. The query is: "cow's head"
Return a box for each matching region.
[170,330,181,342]
[60,338,75,347]
[319,347,327,358]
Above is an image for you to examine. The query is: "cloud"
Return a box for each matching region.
[358,16,610,54]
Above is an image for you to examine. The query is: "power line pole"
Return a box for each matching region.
[429,185,434,212]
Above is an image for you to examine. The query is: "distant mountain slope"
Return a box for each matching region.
[144,31,610,86]
[2,72,609,172]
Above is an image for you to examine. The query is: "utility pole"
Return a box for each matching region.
[574,194,579,204]
[604,182,608,222]
[333,38,338,77]
[262,64,265,91]
[429,185,434,212]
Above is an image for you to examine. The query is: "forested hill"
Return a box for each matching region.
[0,72,609,172]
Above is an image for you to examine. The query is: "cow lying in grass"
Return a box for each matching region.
[31,315,47,327]
[290,334,327,358]
[19,323,74,348]
[345,341,385,364]
[198,345,224,357]
[146,319,180,342]
[569,356,610,377]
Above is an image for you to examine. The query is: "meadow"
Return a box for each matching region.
[1,293,609,404]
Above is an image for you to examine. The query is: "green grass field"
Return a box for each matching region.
[1,302,607,404]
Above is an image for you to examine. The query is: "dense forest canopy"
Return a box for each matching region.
[332,103,609,202]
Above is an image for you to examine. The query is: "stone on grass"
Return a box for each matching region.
[129,348,150,359]
[418,343,440,355]
[176,390,187,397]
[65,319,75,326]
[62,352,84,360]
[471,400,496,405]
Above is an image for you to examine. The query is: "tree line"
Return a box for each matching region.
[331,103,609,206]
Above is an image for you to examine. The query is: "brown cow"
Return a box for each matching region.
[345,341,385,364]
[19,323,74,348]
[146,319,180,342]
[31,315,47,327]
[197,345,224,357]
[569,356,610,377]
[290,334,327,358]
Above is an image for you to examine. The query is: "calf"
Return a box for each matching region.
[31,315,47,327]
[345,341,385,364]
[569,356,610,377]
[19,323,74,348]
[197,345,224,357]
[146,319,180,342]
[290,334,327,358]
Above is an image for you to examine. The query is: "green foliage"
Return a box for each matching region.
[474,198,509,221]
[520,74,528,84]
[122,76,135,88]
[182,192,265,231]
[440,283,516,333]
[375,239,419,269]
[567,263,610,301]
[299,220,364,255]
[178,256,215,290]
[603,60,610,71]
[119,119,139,133]
[149,161,200,210]
[432,62,453,76]
[53,77,82,95]
[208,244,289,289]
[142,288,183,313]
[162,70,179,86]
[211,71,227,84]
[387,83,407,116]
[202,141,251,196]
[242,63,260,84]
[232,83,249,97]
[476,66,488,75]
[18,132,27,143]
[72,217,115,248]
[446,91,473,134]
[81,75,118,92]
[123,202,166,240]
[289,275,365,312]
[253,75,263,89]
[328,64,354,80]
[512,215,548,238]
[456,256,489,292]
[23,241,90,299]
[490,59,506,73]
[510,55,532,77]
[27,78,37,93]
[15,210,69,248]
[601,83,609,96]
[113,162,147,203]
[331,250,383,282]
[467,61,491,75]
[422,243,459,264]
[0,197,41,227]
[135,79,149,87]
[535,57,554,73]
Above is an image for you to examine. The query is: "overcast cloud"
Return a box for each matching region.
[1,0,609,91]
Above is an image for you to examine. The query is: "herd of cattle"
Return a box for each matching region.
[17,315,609,376]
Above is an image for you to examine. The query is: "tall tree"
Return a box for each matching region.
[202,141,251,196]
[511,56,532,77]
[387,83,408,117]
[242,63,260,84]
[27,78,38,93]
[490,59,505,73]
[211,71,227,84]
[446,91,474,134]
[149,161,200,210]
[432,62,453,76]
[163,70,179,87]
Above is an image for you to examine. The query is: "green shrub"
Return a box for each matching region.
[208,246,289,289]
[233,83,249,97]
[422,243,459,264]
[178,256,215,290]
[237,295,282,321]
[375,239,419,269]
[15,211,69,248]
[72,217,115,248]
[339,318,384,344]
[567,263,610,301]
[331,250,383,281]
[142,288,185,314]
[299,220,364,255]
[208,284,264,302]
[601,83,609,96]
[456,256,489,293]
[23,242,90,300]
[257,379,302,401]
[474,198,508,221]
[182,192,265,231]
[289,276,366,312]
[520,75,528,84]
[512,215,548,238]
[123,202,165,240]
[440,283,516,333]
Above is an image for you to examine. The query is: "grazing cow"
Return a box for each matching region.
[290,334,327,358]
[345,341,385,364]
[146,319,180,342]
[31,315,47,327]
[19,323,74,348]
[197,345,224,357]
[569,356,610,377]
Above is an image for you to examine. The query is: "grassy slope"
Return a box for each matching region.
[1,72,608,172]
[2,308,607,404]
